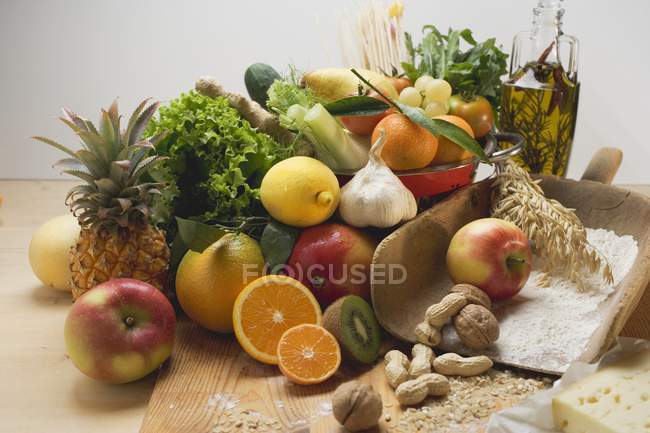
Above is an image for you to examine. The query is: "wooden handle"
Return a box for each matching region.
[580,147,623,185]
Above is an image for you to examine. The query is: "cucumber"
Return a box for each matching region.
[244,63,281,109]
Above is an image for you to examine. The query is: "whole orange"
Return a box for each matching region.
[371,113,438,171]
[431,115,476,164]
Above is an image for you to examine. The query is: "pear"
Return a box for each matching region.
[301,68,398,102]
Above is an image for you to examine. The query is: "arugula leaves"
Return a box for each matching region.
[402,26,508,107]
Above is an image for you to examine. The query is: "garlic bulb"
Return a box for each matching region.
[339,131,417,228]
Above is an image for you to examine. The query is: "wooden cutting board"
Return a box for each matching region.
[140,320,398,433]
[140,320,553,433]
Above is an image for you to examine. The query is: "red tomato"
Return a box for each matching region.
[340,91,393,136]
[448,95,495,138]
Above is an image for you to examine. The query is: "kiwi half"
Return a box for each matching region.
[323,295,381,364]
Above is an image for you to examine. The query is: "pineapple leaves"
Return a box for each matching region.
[129,101,160,146]
[100,109,118,158]
[76,130,109,163]
[61,108,89,131]
[32,136,77,158]
[36,99,165,229]
[82,118,99,136]
[131,155,165,181]
[147,132,166,147]
[109,161,129,185]
[63,169,96,184]
[65,184,96,202]
[54,158,86,172]
[114,198,133,212]
[75,149,108,177]
[95,178,121,195]
[123,98,150,146]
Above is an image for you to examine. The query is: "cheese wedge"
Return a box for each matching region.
[552,349,650,433]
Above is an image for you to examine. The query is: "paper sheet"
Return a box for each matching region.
[486,337,650,433]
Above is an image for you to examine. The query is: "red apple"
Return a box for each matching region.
[64,278,176,383]
[286,223,378,307]
[446,218,532,301]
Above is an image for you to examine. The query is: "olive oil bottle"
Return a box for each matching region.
[500,0,579,176]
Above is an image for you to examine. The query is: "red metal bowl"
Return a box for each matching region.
[335,132,524,198]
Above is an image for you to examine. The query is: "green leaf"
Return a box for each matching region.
[260,220,299,272]
[169,233,188,270]
[324,96,390,116]
[393,101,489,163]
[123,98,150,146]
[32,135,77,158]
[175,216,225,253]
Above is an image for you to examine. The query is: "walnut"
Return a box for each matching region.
[450,283,492,310]
[332,380,383,432]
[453,304,499,350]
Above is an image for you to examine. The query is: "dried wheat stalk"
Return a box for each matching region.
[491,160,614,288]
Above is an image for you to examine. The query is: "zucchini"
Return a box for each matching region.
[244,63,281,109]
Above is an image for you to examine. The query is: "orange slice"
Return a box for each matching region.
[277,324,341,385]
[233,275,322,365]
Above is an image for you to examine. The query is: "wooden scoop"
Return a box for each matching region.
[371,148,650,372]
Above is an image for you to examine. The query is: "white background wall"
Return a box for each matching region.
[1,0,648,183]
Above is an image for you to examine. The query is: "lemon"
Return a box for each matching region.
[260,157,340,227]
[175,233,264,333]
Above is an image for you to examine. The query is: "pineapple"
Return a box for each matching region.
[34,99,170,300]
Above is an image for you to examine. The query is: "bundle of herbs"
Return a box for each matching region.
[402,26,508,109]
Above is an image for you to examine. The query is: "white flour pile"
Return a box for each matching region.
[444,228,639,373]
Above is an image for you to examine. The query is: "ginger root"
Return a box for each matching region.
[195,76,312,156]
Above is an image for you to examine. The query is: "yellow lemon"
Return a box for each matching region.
[176,233,264,333]
[260,157,340,227]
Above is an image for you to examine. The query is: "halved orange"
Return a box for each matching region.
[232,275,322,365]
[277,324,341,385]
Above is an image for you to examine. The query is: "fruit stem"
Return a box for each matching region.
[124,316,135,327]
[506,257,527,267]
[350,69,403,113]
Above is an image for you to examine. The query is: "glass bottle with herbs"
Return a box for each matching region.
[500,0,579,176]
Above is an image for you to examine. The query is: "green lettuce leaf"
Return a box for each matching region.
[145,91,293,226]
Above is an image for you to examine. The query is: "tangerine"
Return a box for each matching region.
[277,324,341,385]
[431,115,476,164]
[371,113,438,170]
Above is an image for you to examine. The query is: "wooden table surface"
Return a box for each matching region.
[1,180,649,433]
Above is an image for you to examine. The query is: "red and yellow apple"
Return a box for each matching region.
[446,218,532,301]
[64,278,176,384]
[286,223,378,307]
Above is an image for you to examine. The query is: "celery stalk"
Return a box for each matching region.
[303,104,369,170]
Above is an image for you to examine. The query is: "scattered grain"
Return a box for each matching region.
[388,369,550,433]
[212,409,284,433]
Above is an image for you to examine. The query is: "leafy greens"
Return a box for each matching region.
[145,90,292,226]
[402,26,508,107]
